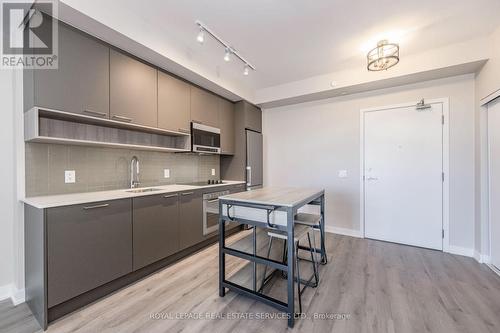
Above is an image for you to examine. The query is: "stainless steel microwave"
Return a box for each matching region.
[191,122,221,154]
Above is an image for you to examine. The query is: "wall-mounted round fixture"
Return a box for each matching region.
[367,40,399,71]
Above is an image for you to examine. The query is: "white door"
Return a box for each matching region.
[488,97,500,270]
[364,103,444,250]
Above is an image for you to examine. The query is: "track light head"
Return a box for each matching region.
[196,28,204,44]
[224,48,232,62]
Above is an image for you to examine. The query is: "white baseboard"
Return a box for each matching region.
[11,287,25,306]
[0,284,25,305]
[0,284,12,302]
[325,226,363,238]
[447,245,474,258]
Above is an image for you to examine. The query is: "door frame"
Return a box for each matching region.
[359,98,450,252]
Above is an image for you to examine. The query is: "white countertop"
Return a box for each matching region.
[219,187,324,208]
[22,181,245,209]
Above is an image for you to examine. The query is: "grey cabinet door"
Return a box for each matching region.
[33,23,109,117]
[244,103,262,133]
[219,99,235,154]
[178,191,204,250]
[110,50,158,127]
[133,193,179,270]
[190,86,219,128]
[158,72,191,133]
[46,199,132,307]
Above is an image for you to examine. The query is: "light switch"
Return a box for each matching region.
[211,168,216,176]
[164,169,170,178]
[338,170,348,178]
[65,170,76,184]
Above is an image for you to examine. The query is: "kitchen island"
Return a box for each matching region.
[218,187,325,328]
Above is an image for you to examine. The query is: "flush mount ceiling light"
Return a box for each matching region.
[367,40,399,71]
[195,20,255,76]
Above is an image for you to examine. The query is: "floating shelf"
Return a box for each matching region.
[25,107,191,153]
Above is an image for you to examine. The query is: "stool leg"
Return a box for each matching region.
[320,226,328,265]
[311,228,320,274]
[295,240,302,314]
[307,232,319,287]
[259,236,273,292]
[281,239,288,279]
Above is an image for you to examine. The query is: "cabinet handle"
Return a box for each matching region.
[178,128,190,133]
[83,203,109,210]
[207,198,219,203]
[181,192,194,196]
[112,115,133,122]
[163,194,178,199]
[83,109,107,117]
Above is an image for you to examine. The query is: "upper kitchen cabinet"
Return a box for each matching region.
[110,50,158,127]
[219,99,235,155]
[158,72,191,134]
[244,102,262,133]
[190,86,219,128]
[24,22,110,117]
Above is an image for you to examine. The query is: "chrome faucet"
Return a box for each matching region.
[130,156,140,189]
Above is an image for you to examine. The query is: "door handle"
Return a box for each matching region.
[365,177,379,181]
[83,203,109,210]
[112,115,133,122]
[83,109,107,118]
[246,166,252,186]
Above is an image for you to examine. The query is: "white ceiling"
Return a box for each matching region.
[61,0,500,101]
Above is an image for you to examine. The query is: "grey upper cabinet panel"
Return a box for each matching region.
[132,193,180,270]
[244,103,262,133]
[31,23,110,117]
[46,199,132,307]
[110,50,158,127]
[190,86,220,128]
[178,190,204,250]
[158,72,191,133]
[219,99,235,154]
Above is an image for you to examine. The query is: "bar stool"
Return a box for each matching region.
[259,224,319,313]
[295,212,327,265]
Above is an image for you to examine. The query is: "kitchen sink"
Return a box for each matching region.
[126,188,161,193]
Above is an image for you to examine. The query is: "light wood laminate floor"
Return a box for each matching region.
[2,231,500,333]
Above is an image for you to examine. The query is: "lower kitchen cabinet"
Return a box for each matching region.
[133,193,180,270]
[179,190,204,250]
[46,199,132,308]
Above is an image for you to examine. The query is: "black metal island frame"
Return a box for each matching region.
[218,187,326,328]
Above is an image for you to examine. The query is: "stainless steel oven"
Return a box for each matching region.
[203,190,229,236]
[191,122,221,154]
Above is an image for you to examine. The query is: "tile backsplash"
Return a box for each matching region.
[25,143,220,197]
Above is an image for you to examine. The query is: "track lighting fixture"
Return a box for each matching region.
[195,20,255,76]
[224,48,231,62]
[196,28,204,44]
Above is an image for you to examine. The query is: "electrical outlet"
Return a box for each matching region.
[211,168,216,176]
[164,169,170,178]
[65,170,76,184]
[338,170,348,178]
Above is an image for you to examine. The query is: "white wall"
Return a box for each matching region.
[0,69,16,298]
[474,26,500,260]
[263,74,475,251]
